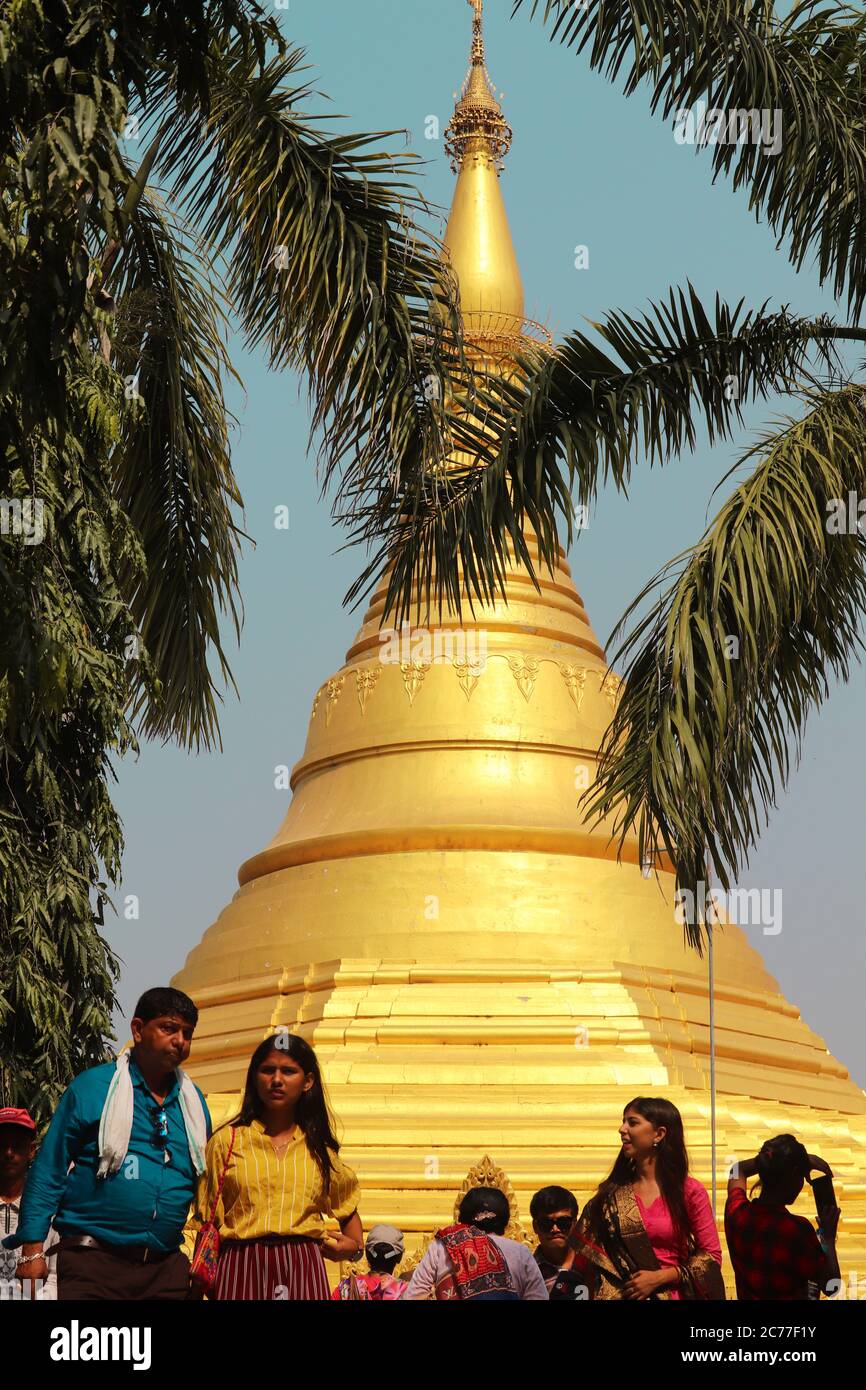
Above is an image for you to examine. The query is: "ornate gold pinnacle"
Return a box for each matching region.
[445,0,512,171]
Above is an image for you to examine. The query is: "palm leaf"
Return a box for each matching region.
[137,38,470,538]
[353,286,861,621]
[583,384,866,947]
[513,1,866,315]
[109,191,244,751]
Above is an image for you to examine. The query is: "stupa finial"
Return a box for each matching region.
[469,0,485,59]
[445,0,512,172]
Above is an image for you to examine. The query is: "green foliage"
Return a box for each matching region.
[0,349,141,1121]
[0,0,280,1119]
[0,1,465,1114]
[587,387,866,947]
[360,285,862,619]
[144,35,470,569]
[514,1,866,312]
[109,191,244,750]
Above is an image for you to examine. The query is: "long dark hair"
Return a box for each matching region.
[584,1097,691,1254]
[229,1033,340,1188]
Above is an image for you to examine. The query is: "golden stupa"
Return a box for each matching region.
[174,1,866,1288]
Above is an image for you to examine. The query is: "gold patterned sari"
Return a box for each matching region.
[573,1185,725,1301]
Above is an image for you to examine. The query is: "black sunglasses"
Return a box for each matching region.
[150,1106,170,1147]
[536,1215,574,1234]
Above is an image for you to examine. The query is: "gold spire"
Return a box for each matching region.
[443,0,525,338]
[444,0,513,171]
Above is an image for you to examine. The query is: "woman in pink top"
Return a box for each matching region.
[572,1097,724,1300]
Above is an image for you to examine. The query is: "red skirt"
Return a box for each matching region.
[213,1236,330,1301]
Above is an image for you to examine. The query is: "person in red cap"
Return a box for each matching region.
[0,1108,57,1299]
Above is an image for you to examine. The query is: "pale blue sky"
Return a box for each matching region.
[107,1,866,1087]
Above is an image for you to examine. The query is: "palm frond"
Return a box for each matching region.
[514,0,866,315]
[108,191,244,751]
[138,39,469,528]
[351,287,861,621]
[583,384,866,948]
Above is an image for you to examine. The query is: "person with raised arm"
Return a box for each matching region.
[724,1135,841,1299]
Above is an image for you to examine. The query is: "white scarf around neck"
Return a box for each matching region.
[96,1049,207,1178]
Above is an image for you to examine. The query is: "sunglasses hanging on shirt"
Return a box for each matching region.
[150,1106,172,1162]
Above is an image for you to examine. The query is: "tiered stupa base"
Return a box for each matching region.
[177,884,866,1294]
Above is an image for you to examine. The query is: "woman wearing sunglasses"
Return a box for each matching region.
[193,1033,362,1300]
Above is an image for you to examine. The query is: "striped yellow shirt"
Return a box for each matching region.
[195,1121,360,1242]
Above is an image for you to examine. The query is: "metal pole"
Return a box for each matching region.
[708,919,717,1218]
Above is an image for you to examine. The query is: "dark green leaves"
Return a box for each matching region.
[109,193,243,751]
[147,37,465,556]
[0,1,469,1107]
[514,1,866,314]
[585,386,866,948]
[363,286,857,622]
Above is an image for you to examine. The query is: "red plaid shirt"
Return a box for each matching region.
[725,1187,823,1300]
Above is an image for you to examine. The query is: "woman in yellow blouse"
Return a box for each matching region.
[194,1033,362,1300]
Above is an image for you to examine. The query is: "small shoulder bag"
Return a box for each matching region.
[190,1127,236,1295]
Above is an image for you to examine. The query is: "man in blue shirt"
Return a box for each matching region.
[6,987,211,1300]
